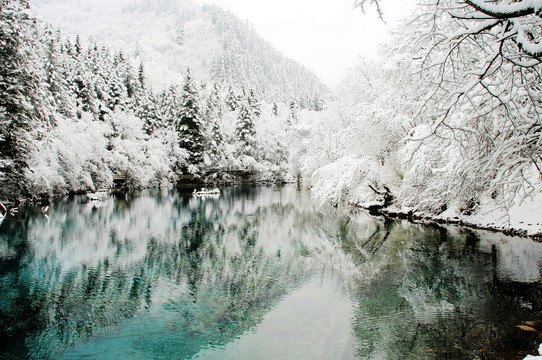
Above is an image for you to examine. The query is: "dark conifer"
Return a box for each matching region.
[176,69,204,167]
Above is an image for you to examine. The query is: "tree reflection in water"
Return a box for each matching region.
[0,185,542,359]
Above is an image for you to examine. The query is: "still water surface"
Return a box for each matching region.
[1,185,542,359]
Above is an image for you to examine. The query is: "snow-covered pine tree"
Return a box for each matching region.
[225,86,238,111]
[138,62,145,90]
[205,82,222,119]
[0,0,48,199]
[272,102,278,116]
[105,51,129,113]
[176,69,205,168]
[87,45,111,120]
[235,89,259,157]
[158,85,180,128]
[72,45,98,118]
[174,18,185,46]
[208,119,224,158]
[247,89,261,117]
[115,51,139,101]
[42,25,74,120]
[287,100,297,125]
[140,91,161,135]
[204,83,225,166]
[74,34,82,56]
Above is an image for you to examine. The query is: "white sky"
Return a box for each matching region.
[194,0,417,87]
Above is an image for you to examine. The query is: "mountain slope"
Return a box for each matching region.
[31,0,328,106]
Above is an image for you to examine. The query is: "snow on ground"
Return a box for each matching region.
[433,190,542,238]
[507,191,542,236]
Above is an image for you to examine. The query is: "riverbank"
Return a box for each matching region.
[357,191,542,240]
[5,173,541,242]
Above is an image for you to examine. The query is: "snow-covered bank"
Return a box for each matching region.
[347,172,542,239]
[358,192,542,240]
[286,34,542,242]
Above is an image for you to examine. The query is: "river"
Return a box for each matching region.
[1,185,542,359]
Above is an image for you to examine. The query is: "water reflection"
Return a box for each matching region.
[1,185,542,359]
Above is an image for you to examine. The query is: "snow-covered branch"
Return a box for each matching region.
[464,0,542,19]
[453,0,542,59]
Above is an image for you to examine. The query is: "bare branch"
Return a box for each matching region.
[354,0,385,21]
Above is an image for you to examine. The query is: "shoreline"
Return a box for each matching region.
[0,177,294,205]
[356,204,542,241]
[4,180,541,241]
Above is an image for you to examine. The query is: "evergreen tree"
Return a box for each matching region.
[140,91,160,135]
[247,89,261,117]
[138,62,145,90]
[174,19,185,46]
[225,86,238,111]
[107,72,127,112]
[74,34,82,56]
[205,82,222,119]
[104,51,128,112]
[204,83,225,165]
[176,69,205,167]
[0,0,47,198]
[114,51,139,100]
[92,46,108,116]
[42,25,74,120]
[209,119,224,153]
[235,89,259,157]
[311,97,322,112]
[287,100,297,125]
[158,85,180,128]
[272,102,278,116]
[72,47,98,118]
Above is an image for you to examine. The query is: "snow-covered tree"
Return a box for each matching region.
[225,86,239,111]
[203,83,226,166]
[139,91,161,135]
[333,0,541,215]
[272,102,278,116]
[74,34,82,56]
[287,100,297,125]
[0,0,48,199]
[235,89,260,157]
[389,0,542,212]
[288,55,418,206]
[42,26,74,119]
[176,69,205,168]
[157,85,180,128]
[137,62,145,90]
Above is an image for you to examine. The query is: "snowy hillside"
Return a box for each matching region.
[31,0,328,106]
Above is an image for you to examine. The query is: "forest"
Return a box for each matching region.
[0,0,326,202]
[1,0,541,235]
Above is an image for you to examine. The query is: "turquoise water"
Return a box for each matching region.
[1,185,542,359]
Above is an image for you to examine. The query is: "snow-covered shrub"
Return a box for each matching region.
[105,110,186,188]
[288,60,412,206]
[310,156,386,206]
[26,113,112,196]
